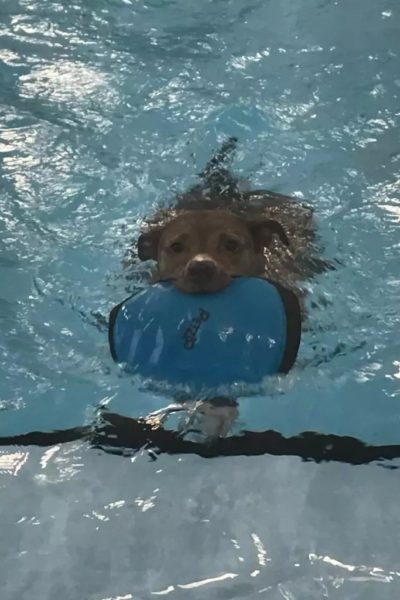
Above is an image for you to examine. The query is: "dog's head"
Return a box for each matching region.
[137,210,289,293]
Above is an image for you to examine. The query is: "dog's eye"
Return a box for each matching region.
[224,238,240,252]
[170,241,184,253]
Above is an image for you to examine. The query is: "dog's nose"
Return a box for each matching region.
[187,256,217,281]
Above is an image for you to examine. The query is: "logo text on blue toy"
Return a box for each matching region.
[183,308,210,350]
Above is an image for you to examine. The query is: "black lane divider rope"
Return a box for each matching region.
[0,412,399,466]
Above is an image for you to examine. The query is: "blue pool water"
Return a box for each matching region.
[1,0,400,598]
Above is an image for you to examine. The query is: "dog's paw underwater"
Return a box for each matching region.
[109,276,301,392]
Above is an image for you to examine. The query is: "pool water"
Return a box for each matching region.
[1,0,400,597]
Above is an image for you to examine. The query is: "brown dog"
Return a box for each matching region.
[138,209,290,294]
[130,138,329,438]
[135,138,326,297]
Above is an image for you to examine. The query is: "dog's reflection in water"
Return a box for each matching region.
[145,397,239,442]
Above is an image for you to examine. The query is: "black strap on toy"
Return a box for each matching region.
[271,281,302,374]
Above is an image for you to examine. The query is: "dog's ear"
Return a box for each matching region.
[248,219,289,251]
[137,227,164,261]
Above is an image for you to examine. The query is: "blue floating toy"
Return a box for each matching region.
[109,277,301,389]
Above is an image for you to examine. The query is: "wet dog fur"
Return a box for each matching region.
[135,137,328,298]
[131,138,330,439]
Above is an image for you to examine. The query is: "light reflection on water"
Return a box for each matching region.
[0,0,400,597]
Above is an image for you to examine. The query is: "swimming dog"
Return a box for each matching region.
[136,137,327,298]
[132,138,329,438]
